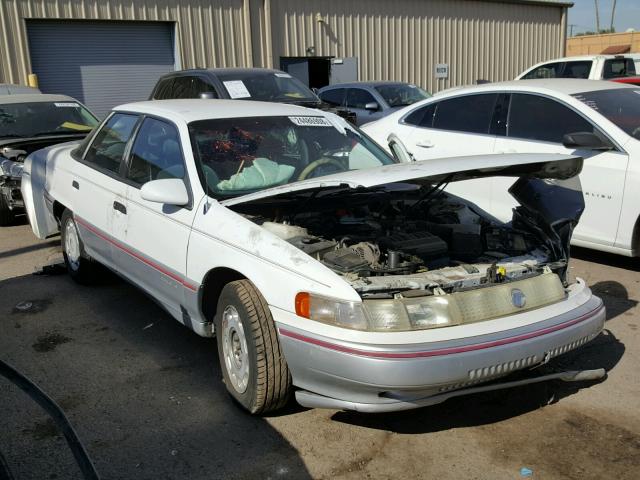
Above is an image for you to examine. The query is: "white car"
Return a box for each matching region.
[22,100,605,413]
[516,54,640,80]
[362,79,640,257]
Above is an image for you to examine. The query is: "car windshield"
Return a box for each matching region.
[216,71,319,104]
[374,84,431,107]
[0,101,98,139]
[189,115,396,198]
[572,88,640,140]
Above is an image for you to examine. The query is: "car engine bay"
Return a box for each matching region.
[234,181,573,298]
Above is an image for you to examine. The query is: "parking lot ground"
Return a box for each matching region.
[1,221,639,480]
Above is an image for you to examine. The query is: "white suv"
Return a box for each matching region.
[516,54,640,81]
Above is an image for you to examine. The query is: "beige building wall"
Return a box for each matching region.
[567,31,640,56]
[266,0,567,92]
[1,0,568,93]
[0,0,253,86]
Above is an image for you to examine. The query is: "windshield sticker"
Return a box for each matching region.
[275,73,292,78]
[223,80,251,99]
[289,116,333,127]
[54,102,79,108]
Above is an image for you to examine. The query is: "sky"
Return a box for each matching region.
[567,0,640,35]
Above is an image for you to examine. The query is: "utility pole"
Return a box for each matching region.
[610,0,617,32]
[595,0,601,33]
[569,24,576,37]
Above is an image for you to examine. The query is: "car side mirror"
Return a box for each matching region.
[364,102,379,111]
[199,92,215,100]
[140,178,189,206]
[562,132,613,151]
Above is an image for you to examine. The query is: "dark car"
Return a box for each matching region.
[0,94,99,225]
[150,68,356,123]
[318,81,431,126]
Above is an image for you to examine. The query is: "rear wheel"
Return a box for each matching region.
[215,280,292,414]
[60,209,97,284]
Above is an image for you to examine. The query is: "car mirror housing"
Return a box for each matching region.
[562,132,613,151]
[140,178,189,206]
[365,102,379,111]
[199,92,215,99]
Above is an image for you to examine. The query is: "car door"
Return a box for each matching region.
[492,93,628,247]
[72,113,139,268]
[345,88,382,126]
[119,116,197,318]
[406,93,500,161]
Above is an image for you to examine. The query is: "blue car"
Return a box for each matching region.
[318,81,430,126]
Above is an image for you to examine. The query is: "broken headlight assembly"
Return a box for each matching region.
[295,272,566,332]
[0,159,24,180]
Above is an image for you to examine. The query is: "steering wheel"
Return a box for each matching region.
[297,157,345,181]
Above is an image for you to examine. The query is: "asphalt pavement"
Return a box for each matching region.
[1,219,639,480]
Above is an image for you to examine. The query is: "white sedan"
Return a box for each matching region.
[22,100,605,413]
[363,79,640,257]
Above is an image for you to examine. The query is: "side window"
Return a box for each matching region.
[507,94,594,143]
[126,118,185,185]
[171,76,192,99]
[319,88,345,107]
[522,62,564,79]
[561,61,592,79]
[346,88,376,109]
[84,113,138,174]
[431,94,498,134]
[404,103,436,127]
[153,78,174,100]
[603,58,636,79]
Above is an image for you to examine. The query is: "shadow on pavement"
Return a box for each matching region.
[571,246,640,272]
[0,272,312,480]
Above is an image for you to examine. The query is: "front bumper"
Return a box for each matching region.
[276,292,605,412]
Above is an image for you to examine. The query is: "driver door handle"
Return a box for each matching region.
[415,140,435,148]
[113,201,127,215]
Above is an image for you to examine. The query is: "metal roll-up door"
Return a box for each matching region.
[27,21,175,118]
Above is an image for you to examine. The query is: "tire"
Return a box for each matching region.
[60,209,97,284]
[0,192,15,226]
[215,279,292,414]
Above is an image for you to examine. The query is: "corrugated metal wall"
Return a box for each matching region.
[0,0,567,93]
[0,0,252,86]
[268,0,567,92]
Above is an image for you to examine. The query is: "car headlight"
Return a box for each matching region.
[0,159,23,180]
[295,292,461,332]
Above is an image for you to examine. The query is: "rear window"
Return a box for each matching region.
[522,61,592,79]
[572,88,640,139]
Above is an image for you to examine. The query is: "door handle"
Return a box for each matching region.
[72,180,79,190]
[415,140,434,148]
[113,201,127,215]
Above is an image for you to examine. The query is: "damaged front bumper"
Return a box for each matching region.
[274,280,605,412]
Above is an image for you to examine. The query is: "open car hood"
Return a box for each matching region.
[220,153,583,206]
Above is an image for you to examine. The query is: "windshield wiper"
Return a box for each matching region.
[32,130,89,137]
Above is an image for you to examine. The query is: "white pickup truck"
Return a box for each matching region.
[21,99,605,414]
[517,54,640,81]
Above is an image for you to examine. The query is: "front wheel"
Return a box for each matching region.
[215,280,292,414]
[60,209,97,284]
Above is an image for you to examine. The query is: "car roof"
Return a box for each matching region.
[164,68,286,77]
[533,54,639,63]
[114,99,327,123]
[0,93,79,104]
[435,79,633,97]
[321,81,413,89]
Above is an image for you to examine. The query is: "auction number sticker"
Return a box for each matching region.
[223,80,251,99]
[54,102,79,108]
[289,116,332,127]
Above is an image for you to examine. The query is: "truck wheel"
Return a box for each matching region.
[60,209,96,284]
[0,193,15,226]
[215,280,292,414]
